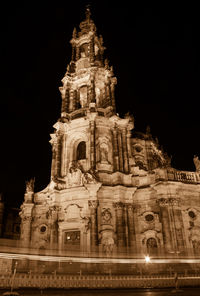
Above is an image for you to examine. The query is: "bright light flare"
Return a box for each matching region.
[145,255,150,263]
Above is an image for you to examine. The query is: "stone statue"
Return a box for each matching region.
[67,162,83,187]
[102,236,114,255]
[25,178,35,193]
[193,155,200,172]
[99,142,108,163]
[83,169,98,184]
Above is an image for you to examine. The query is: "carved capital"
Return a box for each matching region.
[113,202,124,209]
[21,215,32,222]
[157,197,181,207]
[88,200,99,209]
[169,197,181,206]
[125,203,134,211]
[156,198,169,206]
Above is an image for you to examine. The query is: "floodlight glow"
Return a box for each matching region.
[145,255,150,263]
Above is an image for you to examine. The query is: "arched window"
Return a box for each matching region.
[146,237,158,256]
[77,141,86,160]
[80,43,88,58]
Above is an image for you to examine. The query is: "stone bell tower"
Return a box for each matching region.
[20,7,135,254]
[49,6,135,181]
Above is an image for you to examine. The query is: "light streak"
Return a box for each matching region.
[1,252,200,264]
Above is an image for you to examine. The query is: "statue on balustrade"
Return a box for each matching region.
[193,155,200,172]
[25,178,35,193]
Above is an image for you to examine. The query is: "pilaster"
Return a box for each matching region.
[88,200,99,247]
[126,203,136,251]
[112,126,119,171]
[122,128,129,173]
[113,202,125,248]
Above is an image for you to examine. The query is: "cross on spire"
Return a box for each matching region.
[85,4,91,21]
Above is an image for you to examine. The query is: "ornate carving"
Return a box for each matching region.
[125,203,134,211]
[113,202,124,209]
[25,178,35,193]
[88,200,99,209]
[83,217,91,233]
[82,169,98,184]
[20,214,32,222]
[157,197,180,207]
[101,208,112,224]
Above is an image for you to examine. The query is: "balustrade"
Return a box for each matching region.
[167,169,199,184]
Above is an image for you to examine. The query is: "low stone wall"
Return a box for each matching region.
[1,274,200,289]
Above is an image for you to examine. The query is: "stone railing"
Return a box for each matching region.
[167,169,200,184]
[1,273,200,289]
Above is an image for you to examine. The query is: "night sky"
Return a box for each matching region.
[0,1,200,207]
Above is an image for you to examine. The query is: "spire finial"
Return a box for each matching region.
[85,4,91,21]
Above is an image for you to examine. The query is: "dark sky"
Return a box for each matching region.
[0,1,200,207]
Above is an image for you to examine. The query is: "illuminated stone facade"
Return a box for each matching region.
[19,8,200,257]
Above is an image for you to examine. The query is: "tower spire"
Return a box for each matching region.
[59,7,117,117]
[85,4,91,21]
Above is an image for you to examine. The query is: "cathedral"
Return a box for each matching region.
[19,8,200,258]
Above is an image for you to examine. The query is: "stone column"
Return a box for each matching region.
[76,46,80,61]
[69,89,75,112]
[157,198,173,253]
[105,81,111,105]
[61,134,67,177]
[122,128,129,173]
[55,134,62,178]
[114,202,125,248]
[110,82,116,111]
[124,204,129,248]
[90,74,96,104]
[73,90,78,111]
[90,121,96,169]
[61,89,69,114]
[127,130,134,171]
[126,204,136,252]
[51,146,56,179]
[88,200,99,247]
[112,127,119,171]
[118,131,124,172]
[89,37,94,63]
